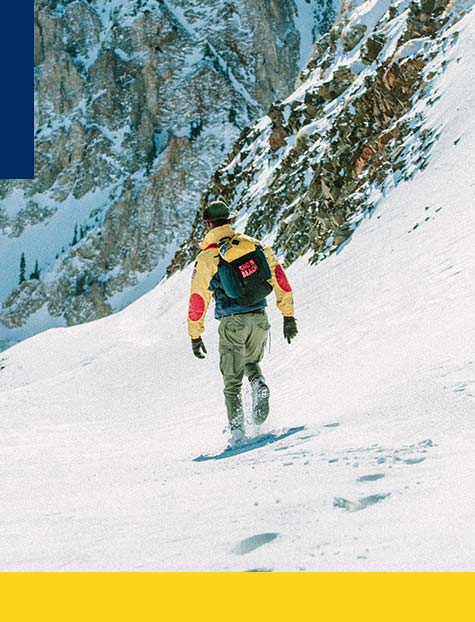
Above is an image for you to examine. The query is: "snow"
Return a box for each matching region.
[0,6,475,572]
[105,241,177,311]
[294,0,321,68]
[0,307,67,355]
[346,0,393,33]
[113,48,147,63]
[94,0,145,28]
[294,0,340,68]
[76,43,102,71]
[206,42,259,108]
[162,0,200,41]
[0,189,29,218]
[0,186,114,303]
[87,122,132,155]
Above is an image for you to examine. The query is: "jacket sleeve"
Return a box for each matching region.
[187,252,217,339]
[263,246,295,317]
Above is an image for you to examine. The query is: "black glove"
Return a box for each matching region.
[283,316,298,344]
[191,337,207,359]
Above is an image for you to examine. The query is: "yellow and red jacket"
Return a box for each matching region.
[188,224,294,339]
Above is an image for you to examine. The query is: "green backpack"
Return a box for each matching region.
[217,236,273,306]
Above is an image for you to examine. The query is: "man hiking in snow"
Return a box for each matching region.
[188,200,297,442]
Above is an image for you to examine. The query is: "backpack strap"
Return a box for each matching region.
[217,236,235,261]
[218,234,257,263]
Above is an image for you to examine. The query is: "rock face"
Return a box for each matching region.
[0,0,335,340]
[169,0,467,273]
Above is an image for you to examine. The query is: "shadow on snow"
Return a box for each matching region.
[193,426,306,462]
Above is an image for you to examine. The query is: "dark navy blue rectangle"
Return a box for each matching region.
[0,3,34,179]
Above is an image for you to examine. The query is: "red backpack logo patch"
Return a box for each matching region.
[238,259,258,278]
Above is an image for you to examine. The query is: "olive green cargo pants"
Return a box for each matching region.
[218,311,270,430]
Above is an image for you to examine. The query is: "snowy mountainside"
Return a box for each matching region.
[0,5,474,570]
[0,0,335,349]
[170,0,470,271]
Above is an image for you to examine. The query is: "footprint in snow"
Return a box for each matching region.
[233,532,279,555]
[357,473,385,482]
[333,493,390,512]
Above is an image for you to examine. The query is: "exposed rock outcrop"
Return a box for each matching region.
[169,0,464,274]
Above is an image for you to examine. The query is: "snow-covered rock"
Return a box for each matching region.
[170,0,471,272]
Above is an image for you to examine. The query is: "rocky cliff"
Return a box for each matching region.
[0,0,334,346]
[170,0,472,273]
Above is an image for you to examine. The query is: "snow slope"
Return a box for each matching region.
[0,8,474,571]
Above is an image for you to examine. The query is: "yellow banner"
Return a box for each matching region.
[1,573,473,621]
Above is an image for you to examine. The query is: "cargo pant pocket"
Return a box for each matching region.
[257,319,271,332]
[256,320,270,362]
[219,348,236,377]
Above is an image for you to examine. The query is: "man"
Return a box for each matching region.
[188,200,298,442]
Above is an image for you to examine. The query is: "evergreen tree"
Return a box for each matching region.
[72,224,78,246]
[19,253,26,284]
[75,274,87,296]
[30,260,40,280]
[190,119,203,141]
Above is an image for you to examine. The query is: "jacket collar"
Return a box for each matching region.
[201,224,235,250]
